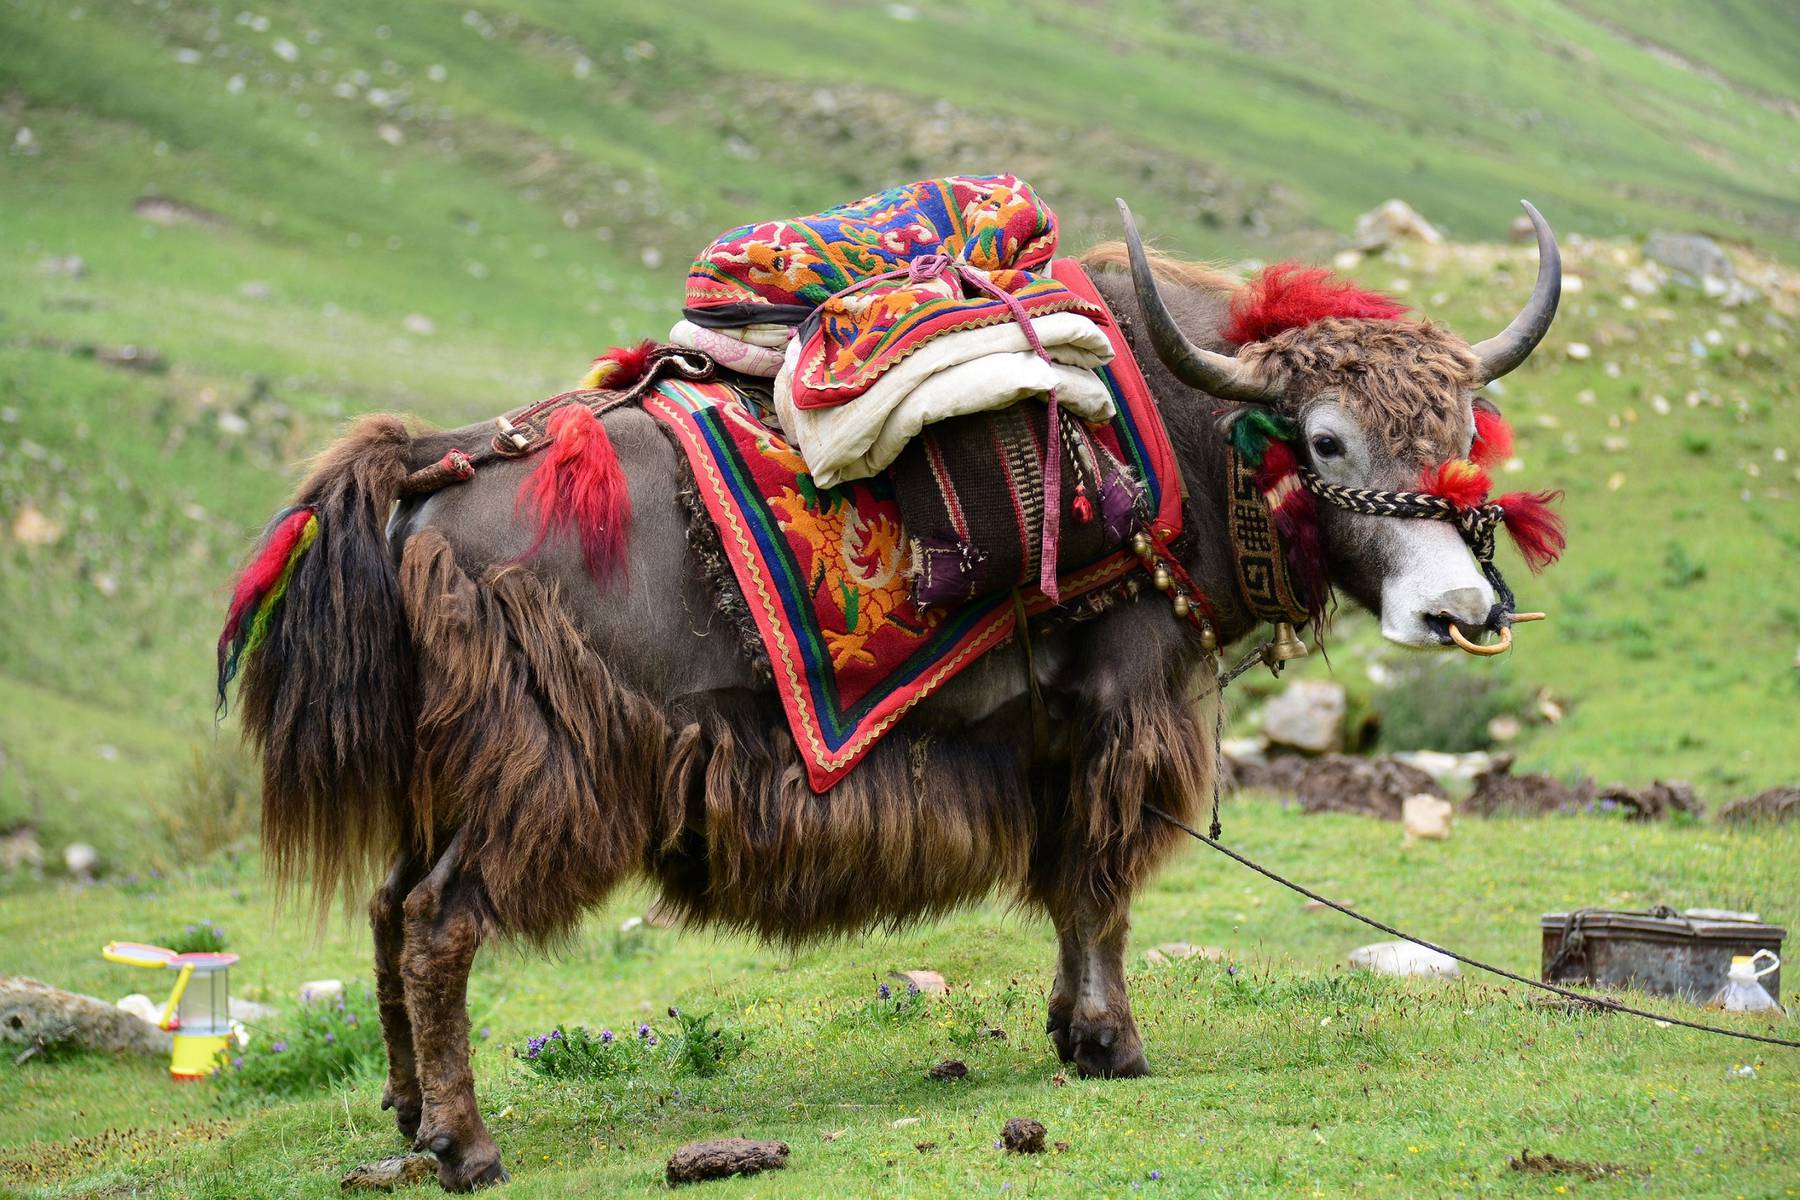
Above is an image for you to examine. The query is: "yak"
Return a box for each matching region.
[221,200,1560,1190]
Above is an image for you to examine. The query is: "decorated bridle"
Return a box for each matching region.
[1115,197,1566,662]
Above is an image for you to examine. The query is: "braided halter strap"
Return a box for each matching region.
[1296,466,1516,611]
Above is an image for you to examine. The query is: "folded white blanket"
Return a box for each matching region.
[776,312,1116,488]
[669,319,788,377]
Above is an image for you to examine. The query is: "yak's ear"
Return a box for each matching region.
[1470,400,1513,469]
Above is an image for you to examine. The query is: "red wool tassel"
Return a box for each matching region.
[584,339,658,390]
[1420,459,1492,510]
[1224,263,1409,346]
[516,404,632,585]
[1496,490,1565,572]
[1470,406,1514,469]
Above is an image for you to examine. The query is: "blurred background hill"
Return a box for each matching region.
[1,0,1796,870]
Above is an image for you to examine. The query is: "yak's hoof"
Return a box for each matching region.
[381,1083,422,1141]
[1069,1015,1150,1080]
[1045,1006,1076,1064]
[416,1130,507,1192]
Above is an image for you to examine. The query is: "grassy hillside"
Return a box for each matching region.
[4,0,1796,867]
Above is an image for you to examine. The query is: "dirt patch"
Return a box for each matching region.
[1718,786,1800,824]
[666,1138,788,1185]
[1598,780,1704,821]
[1299,755,1443,819]
[1507,1148,1628,1180]
[1001,1118,1046,1154]
[1464,756,1595,817]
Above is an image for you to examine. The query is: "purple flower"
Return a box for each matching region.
[479,1027,491,1041]
[638,1023,651,1039]
[324,1032,336,1045]
[231,1056,244,1069]
[645,1034,659,1046]
[1150,1171,1161,1180]
[550,1028,563,1040]
[185,924,196,934]
[601,1029,614,1043]
[668,1006,679,1019]
[878,983,892,1000]
[994,1140,1004,1149]
[1226,965,1239,977]
[906,981,921,997]
[345,1013,358,1026]
[271,1041,287,1053]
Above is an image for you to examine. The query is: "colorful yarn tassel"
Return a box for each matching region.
[1470,405,1514,469]
[578,339,657,391]
[217,506,320,707]
[1496,490,1566,572]
[1420,459,1493,509]
[516,403,632,585]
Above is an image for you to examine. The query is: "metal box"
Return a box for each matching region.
[1541,909,1785,1004]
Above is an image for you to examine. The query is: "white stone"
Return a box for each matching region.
[1349,940,1459,978]
[1261,680,1346,754]
[299,978,344,1004]
[1402,794,1453,841]
[401,312,436,336]
[116,993,162,1025]
[63,842,98,879]
[1352,199,1442,250]
[1391,750,1492,786]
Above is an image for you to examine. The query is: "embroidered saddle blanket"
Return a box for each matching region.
[681,174,1102,409]
[644,260,1184,791]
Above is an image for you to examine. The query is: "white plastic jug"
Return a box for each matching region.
[1707,950,1782,1013]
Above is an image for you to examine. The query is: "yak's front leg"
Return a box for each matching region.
[1048,897,1149,1079]
[400,830,506,1191]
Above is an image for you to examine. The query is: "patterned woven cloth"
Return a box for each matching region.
[683,175,1101,409]
[644,260,1183,791]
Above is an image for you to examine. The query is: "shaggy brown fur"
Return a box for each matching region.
[400,530,666,944]
[239,415,418,910]
[1239,317,1480,463]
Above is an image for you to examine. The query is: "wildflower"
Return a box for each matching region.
[345,1013,358,1026]
[232,1056,244,1069]
[668,1006,679,1019]
[638,1023,651,1039]
[994,1140,1004,1150]
[324,1032,336,1045]
[1150,1171,1161,1180]
[271,1041,287,1053]
[550,1028,563,1040]
[185,924,196,934]
[906,981,921,997]
[479,1027,491,1040]
[1226,965,1239,977]
[879,983,892,1000]
[645,1034,659,1046]
[600,1029,614,1044]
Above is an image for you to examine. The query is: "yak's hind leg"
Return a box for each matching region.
[371,849,425,1140]
[400,830,506,1192]
[1046,896,1148,1078]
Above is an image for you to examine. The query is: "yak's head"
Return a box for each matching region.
[1119,200,1563,652]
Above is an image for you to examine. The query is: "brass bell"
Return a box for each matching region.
[1171,593,1190,619]
[1199,621,1218,653]
[1263,621,1309,668]
[1152,566,1172,592]
[1131,532,1153,559]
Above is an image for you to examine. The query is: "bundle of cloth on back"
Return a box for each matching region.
[680,174,1125,600]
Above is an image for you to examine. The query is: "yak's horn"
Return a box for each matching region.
[1116,198,1282,404]
[1471,200,1561,383]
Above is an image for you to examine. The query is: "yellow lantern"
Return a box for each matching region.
[103,941,240,1082]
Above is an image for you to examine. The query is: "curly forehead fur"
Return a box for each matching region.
[1237,317,1481,464]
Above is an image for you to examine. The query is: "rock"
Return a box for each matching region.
[1143,942,1226,964]
[38,255,86,278]
[0,826,44,874]
[927,1059,968,1081]
[1,976,174,1058]
[1390,749,1493,787]
[1718,787,1799,824]
[665,1138,789,1185]
[1508,215,1536,243]
[887,969,947,996]
[1402,794,1453,841]
[116,993,163,1025]
[11,505,63,548]
[1000,1117,1046,1154]
[299,979,344,1004]
[401,313,436,336]
[1644,232,1733,285]
[1464,755,1594,817]
[1486,715,1521,743]
[1353,199,1443,251]
[229,997,279,1023]
[339,1154,436,1192]
[1262,680,1346,754]
[132,196,224,228]
[1596,780,1703,822]
[1348,941,1459,978]
[62,842,98,881]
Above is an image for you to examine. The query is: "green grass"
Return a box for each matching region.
[3,799,1797,1198]
[1,2,1798,1195]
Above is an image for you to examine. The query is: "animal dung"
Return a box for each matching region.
[1348,940,1461,978]
[339,1154,435,1192]
[1001,1118,1047,1154]
[665,1138,790,1186]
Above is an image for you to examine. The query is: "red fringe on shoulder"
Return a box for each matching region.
[1224,263,1408,346]
[516,404,632,586]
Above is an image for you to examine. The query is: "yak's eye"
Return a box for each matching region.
[1311,433,1345,460]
